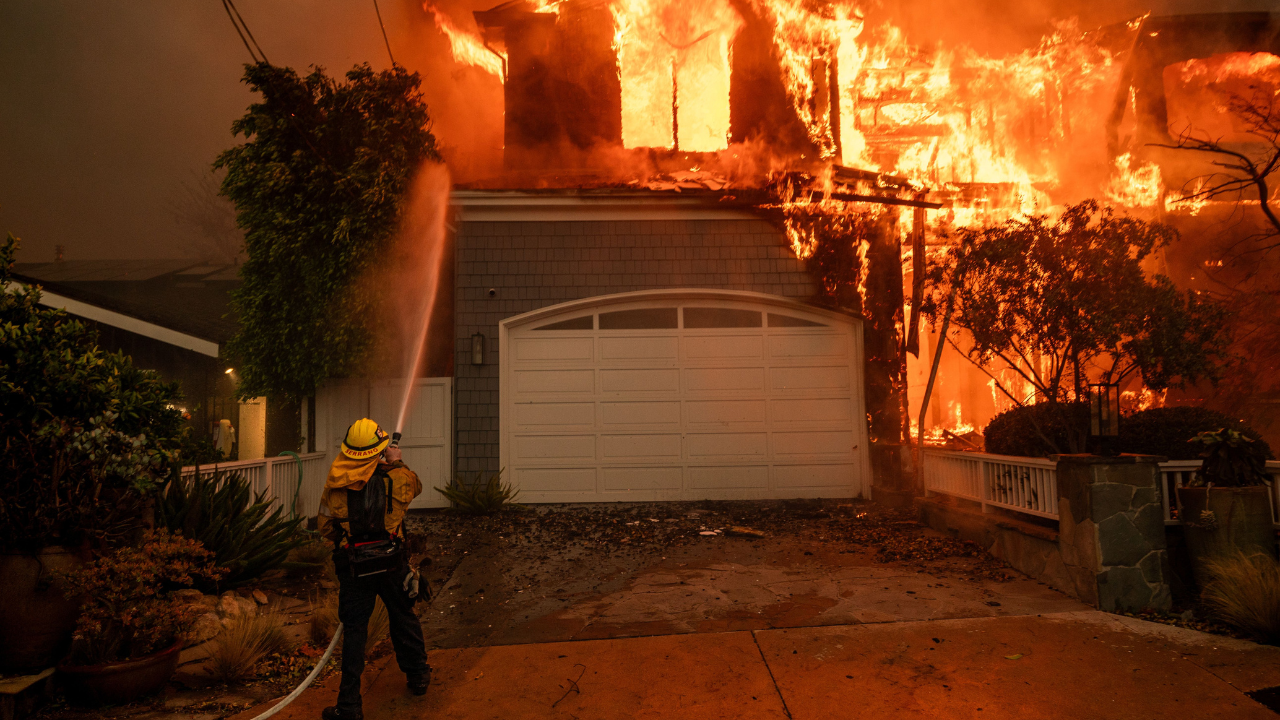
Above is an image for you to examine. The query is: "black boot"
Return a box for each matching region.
[321,706,363,720]
[407,665,432,696]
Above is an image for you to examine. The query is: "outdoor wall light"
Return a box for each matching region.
[471,333,486,366]
[1089,382,1121,455]
[225,368,234,375]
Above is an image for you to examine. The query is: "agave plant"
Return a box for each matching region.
[434,469,519,514]
[156,470,309,590]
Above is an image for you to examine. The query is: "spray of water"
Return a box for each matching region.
[391,163,452,436]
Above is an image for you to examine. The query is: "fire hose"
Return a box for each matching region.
[248,624,343,720]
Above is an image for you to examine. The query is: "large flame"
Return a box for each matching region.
[613,0,743,151]
[427,3,505,79]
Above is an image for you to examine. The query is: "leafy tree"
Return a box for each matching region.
[927,200,1231,453]
[0,234,185,551]
[217,62,439,400]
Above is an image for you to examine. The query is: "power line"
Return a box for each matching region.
[222,0,270,65]
[372,0,397,67]
[221,0,260,63]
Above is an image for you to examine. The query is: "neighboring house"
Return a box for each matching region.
[9,260,294,460]
[310,190,873,509]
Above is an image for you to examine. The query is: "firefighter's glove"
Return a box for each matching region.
[404,568,421,599]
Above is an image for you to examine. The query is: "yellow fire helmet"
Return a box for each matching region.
[342,418,391,460]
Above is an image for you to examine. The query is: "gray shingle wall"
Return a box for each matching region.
[453,218,815,474]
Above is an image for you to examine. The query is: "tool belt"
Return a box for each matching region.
[346,538,405,578]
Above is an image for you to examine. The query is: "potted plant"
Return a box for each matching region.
[1176,428,1278,590]
[57,531,222,706]
[0,234,185,673]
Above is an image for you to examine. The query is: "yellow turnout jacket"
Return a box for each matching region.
[317,453,422,544]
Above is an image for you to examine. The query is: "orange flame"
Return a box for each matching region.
[427,4,505,80]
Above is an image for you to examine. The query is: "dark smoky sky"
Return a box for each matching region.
[0,0,1271,261]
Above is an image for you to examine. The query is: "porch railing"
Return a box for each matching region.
[179,452,329,519]
[920,450,1059,519]
[921,449,1280,527]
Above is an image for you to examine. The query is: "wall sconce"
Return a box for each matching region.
[1089,382,1121,455]
[471,332,486,366]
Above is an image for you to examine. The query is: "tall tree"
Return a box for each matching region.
[217,62,439,400]
[926,200,1231,453]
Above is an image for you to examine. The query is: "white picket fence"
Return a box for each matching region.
[179,452,329,519]
[921,450,1280,526]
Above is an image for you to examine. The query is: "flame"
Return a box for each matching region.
[1105,152,1163,208]
[613,0,742,151]
[427,4,505,79]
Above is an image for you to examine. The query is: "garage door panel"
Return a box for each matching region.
[773,430,854,456]
[601,401,681,426]
[514,434,596,460]
[601,336,678,360]
[601,368,680,392]
[504,296,866,502]
[769,333,848,358]
[516,369,595,394]
[684,335,763,360]
[770,365,850,392]
[603,466,683,491]
[771,397,852,423]
[513,337,594,362]
[686,399,767,426]
[515,402,595,427]
[689,465,769,489]
[774,464,856,488]
[687,432,768,458]
[517,467,597,492]
[600,433,682,459]
[684,367,765,392]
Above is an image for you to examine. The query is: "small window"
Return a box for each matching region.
[768,313,825,327]
[534,315,594,331]
[683,307,762,328]
[599,307,678,329]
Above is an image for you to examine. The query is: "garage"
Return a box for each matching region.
[498,289,870,502]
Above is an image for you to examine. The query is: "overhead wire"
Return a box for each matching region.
[223,0,271,65]
[220,0,261,63]
[372,0,397,67]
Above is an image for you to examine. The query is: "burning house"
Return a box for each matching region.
[308,3,1280,508]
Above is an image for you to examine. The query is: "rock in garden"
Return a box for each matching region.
[186,612,222,646]
[218,591,257,618]
[252,589,269,605]
[172,588,205,604]
[726,526,766,538]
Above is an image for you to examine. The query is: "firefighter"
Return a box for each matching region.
[318,418,430,720]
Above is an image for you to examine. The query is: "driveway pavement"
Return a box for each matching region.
[237,611,1280,719]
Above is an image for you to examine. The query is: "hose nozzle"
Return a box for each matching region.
[390,431,402,447]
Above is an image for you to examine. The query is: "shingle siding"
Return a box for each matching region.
[453,218,815,474]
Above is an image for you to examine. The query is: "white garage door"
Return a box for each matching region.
[499,289,870,502]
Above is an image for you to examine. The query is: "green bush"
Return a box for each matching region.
[983,402,1089,457]
[0,234,185,552]
[156,470,308,590]
[434,470,520,514]
[1119,406,1273,461]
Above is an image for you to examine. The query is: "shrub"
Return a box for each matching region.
[1119,406,1273,461]
[1189,428,1272,487]
[0,234,185,552]
[205,607,291,683]
[156,470,308,590]
[1202,551,1280,644]
[63,531,223,665]
[983,402,1089,457]
[434,469,520,514]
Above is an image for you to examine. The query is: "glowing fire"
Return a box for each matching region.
[427,3,505,79]
[612,0,742,151]
[1105,152,1163,208]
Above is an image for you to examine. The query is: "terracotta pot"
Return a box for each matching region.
[58,641,182,706]
[1176,485,1278,590]
[0,547,84,673]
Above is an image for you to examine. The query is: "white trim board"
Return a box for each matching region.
[7,282,220,357]
[451,190,761,222]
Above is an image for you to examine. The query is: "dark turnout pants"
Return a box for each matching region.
[335,565,429,712]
